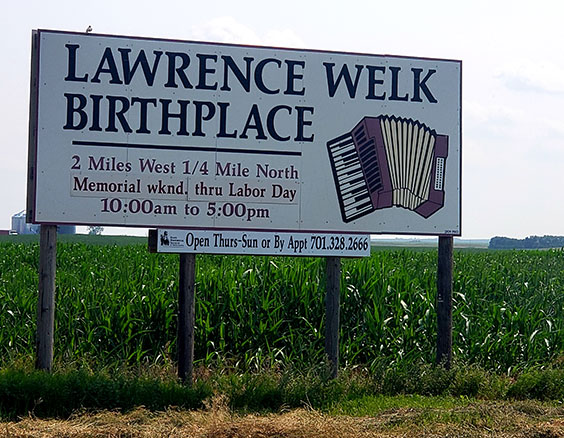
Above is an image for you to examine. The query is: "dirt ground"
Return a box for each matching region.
[3,401,564,438]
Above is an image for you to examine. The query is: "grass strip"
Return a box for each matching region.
[1,364,564,421]
[0,368,210,420]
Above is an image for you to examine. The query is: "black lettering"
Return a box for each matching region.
[266,105,292,141]
[411,68,438,103]
[366,65,386,100]
[192,101,216,137]
[106,96,132,132]
[324,63,364,98]
[91,47,123,84]
[158,99,190,135]
[131,97,157,134]
[295,106,314,142]
[118,48,163,86]
[255,58,281,94]
[217,102,237,138]
[240,104,267,139]
[220,55,252,92]
[196,54,218,90]
[88,156,104,171]
[89,94,103,131]
[389,66,409,101]
[164,52,193,88]
[284,60,305,95]
[64,44,88,82]
[73,176,87,191]
[63,93,88,130]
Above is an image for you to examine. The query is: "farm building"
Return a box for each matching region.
[11,210,75,234]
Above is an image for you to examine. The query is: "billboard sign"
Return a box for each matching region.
[28,29,461,235]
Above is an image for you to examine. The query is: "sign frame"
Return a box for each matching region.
[27,29,462,236]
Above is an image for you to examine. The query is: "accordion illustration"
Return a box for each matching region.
[326,115,448,223]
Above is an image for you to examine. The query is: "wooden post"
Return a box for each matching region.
[325,256,341,379]
[436,235,453,369]
[36,224,57,371]
[178,253,196,384]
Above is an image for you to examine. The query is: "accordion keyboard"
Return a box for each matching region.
[327,133,375,222]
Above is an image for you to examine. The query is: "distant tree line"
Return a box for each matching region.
[489,235,564,249]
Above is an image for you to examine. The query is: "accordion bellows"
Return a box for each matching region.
[327,115,448,223]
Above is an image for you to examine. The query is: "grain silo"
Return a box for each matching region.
[11,211,75,234]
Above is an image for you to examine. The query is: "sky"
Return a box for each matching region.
[1,0,563,239]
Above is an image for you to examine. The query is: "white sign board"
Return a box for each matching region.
[28,29,461,235]
[157,229,370,257]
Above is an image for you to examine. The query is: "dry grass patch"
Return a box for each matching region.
[3,401,564,438]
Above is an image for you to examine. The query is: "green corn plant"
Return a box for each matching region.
[1,241,564,374]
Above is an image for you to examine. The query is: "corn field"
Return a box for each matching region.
[1,242,563,373]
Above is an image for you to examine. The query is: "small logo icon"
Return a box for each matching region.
[160,231,170,246]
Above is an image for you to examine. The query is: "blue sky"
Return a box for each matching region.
[1,0,563,238]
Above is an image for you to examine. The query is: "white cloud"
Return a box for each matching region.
[190,16,305,48]
[190,16,262,45]
[262,29,306,49]
[496,60,564,95]
[464,100,524,128]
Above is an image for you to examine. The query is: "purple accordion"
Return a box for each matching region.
[326,115,448,223]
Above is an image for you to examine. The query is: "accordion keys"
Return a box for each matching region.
[327,132,375,223]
